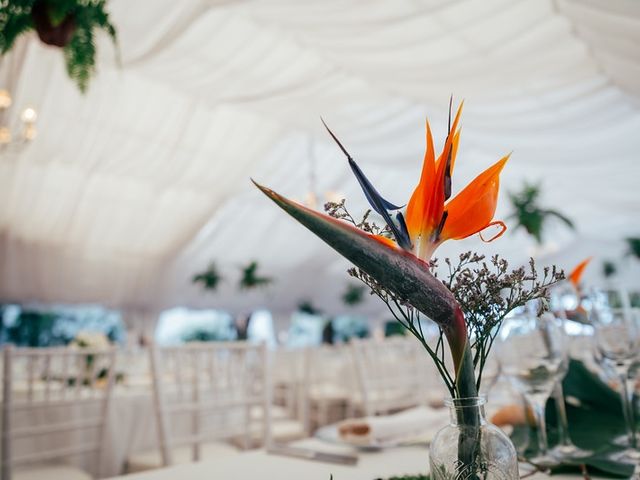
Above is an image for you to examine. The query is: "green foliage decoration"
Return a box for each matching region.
[239,261,273,290]
[341,283,365,306]
[507,182,574,244]
[192,261,223,292]
[0,0,118,92]
[602,260,617,278]
[297,300,321,315]
[626,237,640,259]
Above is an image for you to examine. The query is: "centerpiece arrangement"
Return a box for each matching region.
[254,100,563,479]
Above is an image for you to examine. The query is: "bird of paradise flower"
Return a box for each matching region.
[321,100,509,262]
[253,100,509,401]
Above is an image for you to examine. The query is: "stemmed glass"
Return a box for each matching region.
[497,311,566,467]
[588,287,631,313]
[591,307,640,464]
[548,284,593,460]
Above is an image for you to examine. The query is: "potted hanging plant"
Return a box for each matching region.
[254,100,563,479]
[0,0,118,92]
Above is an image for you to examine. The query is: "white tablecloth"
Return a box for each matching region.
[101,388,161,476]
[104,438,558,480]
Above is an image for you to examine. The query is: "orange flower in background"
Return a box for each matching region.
[568,257,592,287]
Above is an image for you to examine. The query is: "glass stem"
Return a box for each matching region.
[529,396,549,456]
[553,381,572,447]
[619,371,638,449]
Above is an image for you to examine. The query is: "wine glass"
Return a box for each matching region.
[591,307,640,464]
[548,355,592,460]
[587,287,631,312]
[497,311,566,467]
[548,285,593,460]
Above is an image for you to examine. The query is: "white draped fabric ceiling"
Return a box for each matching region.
[1,0,639,320]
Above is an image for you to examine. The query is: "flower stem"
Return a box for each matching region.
[455,343,481,477]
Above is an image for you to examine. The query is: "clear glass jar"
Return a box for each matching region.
[429,396,519,480]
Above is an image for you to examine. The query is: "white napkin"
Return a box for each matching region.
[338,406,445,445]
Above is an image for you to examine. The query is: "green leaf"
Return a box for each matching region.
[253,180,477,399]
[253,181,461,338]
[515,360,634,478]
[0,11,34,53]
[544,209,575,229]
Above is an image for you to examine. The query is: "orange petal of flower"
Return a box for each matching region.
[406,122,436,239]
[440,154,510,240]
[449,129,461,174]
[568,257,592,287]
[435,101,463,171]
[479,220,507,242]
[370,234,398,250]
[430,103,464,233]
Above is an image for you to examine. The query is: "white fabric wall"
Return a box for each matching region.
[0,0,639,319]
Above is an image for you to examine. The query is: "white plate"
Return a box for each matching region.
[314,423,433,451]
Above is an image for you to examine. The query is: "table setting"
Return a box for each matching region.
[248,99,640,480]
[1,1,640,480]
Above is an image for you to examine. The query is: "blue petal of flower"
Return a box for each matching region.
[394,212,412,250]
[321,119,411,251]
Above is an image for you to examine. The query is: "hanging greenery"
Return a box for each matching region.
[0,0,118,92]
[192,262,223,292]
[341,284,365,306]
[627,237,640,259]
[507,182,574,244]
[238,261,273,290]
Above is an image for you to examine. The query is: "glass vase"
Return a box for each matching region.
[429,397,519,480]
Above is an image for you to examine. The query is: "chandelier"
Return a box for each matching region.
[0,88,37,151]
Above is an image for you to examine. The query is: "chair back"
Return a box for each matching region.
[303,344,355,428]
[1,345,116,480]
[272,347,310,433]
[350,337,432,416]
[148,341,271,466]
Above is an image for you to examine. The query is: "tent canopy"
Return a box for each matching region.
[1,0,639,318]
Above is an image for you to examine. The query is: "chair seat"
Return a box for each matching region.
[125,441,240,473]
[13,465,93,480]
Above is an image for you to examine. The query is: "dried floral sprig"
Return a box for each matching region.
[328,201,565,394]
[324,200,393,239]
[443,253,563,389]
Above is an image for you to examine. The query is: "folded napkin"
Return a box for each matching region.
[338,406,445,446]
